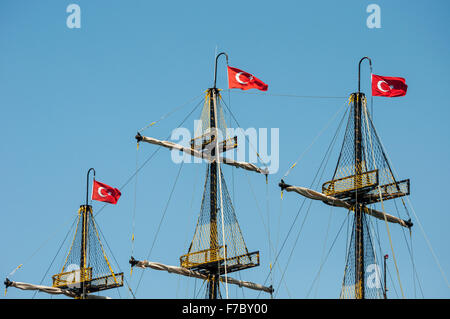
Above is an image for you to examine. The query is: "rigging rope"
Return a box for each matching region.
[130,141,139,277]
[258,105,347,298]
[177,164,202,298]
[313,206,333,298]
[5,214,77,284]
[243,170,291,298]
[134,161,185,295]
[405,196,450,289]
[362,100,405,298]
[31,216,78,299]
[369,111,450,290]
[95,220,136,299]
[393,199,425,297]
[231,91,347,99]
[306,211,351,298]
[138,93,204,133]
[94,97,204,220]
[282,98,351,179]
[219,96,268,169]
[213,90,229,298]
[275,117,339,297]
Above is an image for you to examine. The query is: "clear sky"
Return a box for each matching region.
[1,0,449,299]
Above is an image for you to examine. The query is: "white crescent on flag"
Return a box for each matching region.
[236,72,250,84]
[377,80,390,92]
[98,187,110,197]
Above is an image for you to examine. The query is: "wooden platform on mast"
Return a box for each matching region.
[322,169,410,205]
[52,268,124,293]
[180,246,260,274]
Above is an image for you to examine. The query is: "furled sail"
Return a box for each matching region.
[279,180,412,228]
[4,279,111,299]
[136,133,269,175]
[129,258,274,294]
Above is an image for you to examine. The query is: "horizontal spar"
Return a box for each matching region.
[130,258,274,294]
[279,180,412,228]
[135,133,269,175]
[3,278,111,299]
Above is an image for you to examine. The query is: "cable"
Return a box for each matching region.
[94,220,136,299]
[275,115,339,297]
[94,97,204,219]
[306,211,350,298]
[282,98,350,179]
[219,96,267,167]
[362,101,405,298]
[134,161,185,295]
[313,206,333,298]
[6,214,78,283]
[243,170,292,298]
[130,142,139,270]
[138,93,204,133]
[258,103,347,297]
[231,91,347,99]
[32,216,78,298]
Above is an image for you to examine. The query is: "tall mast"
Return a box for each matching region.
[208,87,219,299]
[132,51,272,299]
[279,56,411,299]
[354,57,372,299]
[80,168,95,299]
[207,52,228,299]
[4,168,124,299]
[353,90,364,299]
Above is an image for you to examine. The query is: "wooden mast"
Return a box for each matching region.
[207,52,228,299]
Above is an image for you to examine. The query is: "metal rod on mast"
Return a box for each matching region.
[86,168,96,207]
[358,56,372,93]
[384,254,388,299]
[81,168,95,299]
[213,52,229,89]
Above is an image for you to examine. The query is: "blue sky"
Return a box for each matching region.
[1,0,449,299]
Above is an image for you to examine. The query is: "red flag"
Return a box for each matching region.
[92,180,121,204]
[227,66,268,91]
[371,74,407,97]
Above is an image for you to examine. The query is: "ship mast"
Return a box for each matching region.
[278,56,412,299]
[4,168,124,299]
[131,52,273,299]
[353,57,371,299]
[208,87,219,298]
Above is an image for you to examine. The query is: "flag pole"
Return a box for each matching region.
[358,56,372,93]
[86,168,96,207]
[80,167,95,299]
[213,52,228,89]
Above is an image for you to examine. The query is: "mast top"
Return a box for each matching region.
[358,56,372,93]
[86,168,95,207]
[213,52,228,89]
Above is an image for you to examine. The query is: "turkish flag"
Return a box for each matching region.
[371,74,407,97]
[227,66,268,91]
[92,180,121,204]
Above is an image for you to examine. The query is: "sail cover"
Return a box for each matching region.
[279,182,412,228]
[131,259,274,294]
[4,279,111,299]
[137,134,269,175]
